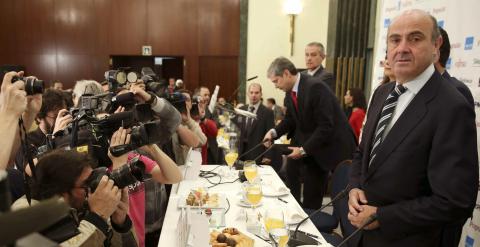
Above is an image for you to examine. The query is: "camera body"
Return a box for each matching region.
[86,156,146,191]
[11,76,45,95]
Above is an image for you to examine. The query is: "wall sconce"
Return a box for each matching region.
[283,0,303,56]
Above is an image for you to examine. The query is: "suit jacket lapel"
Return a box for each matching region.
[365,73,440,181]
[297,75,307,116]
[361,83,394,177]
[249,105,262,136]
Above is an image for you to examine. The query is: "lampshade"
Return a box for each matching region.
[283,0,303,15]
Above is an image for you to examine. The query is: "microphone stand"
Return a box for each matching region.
[288,185,351,247]
[336,214,377,247]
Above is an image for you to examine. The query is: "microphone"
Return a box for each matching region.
[247,76,258,81]
[336,214,377,247]
[216,105,257,119]
[208,85,220,113]
[236,139,271,161]
[228,76,257,102]
[289,184,351,246]
[234,108,257,119]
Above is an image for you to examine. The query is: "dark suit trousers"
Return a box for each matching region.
[440,218,468,247]
[286,156,328,209]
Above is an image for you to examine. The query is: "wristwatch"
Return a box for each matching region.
[299,147,307,157]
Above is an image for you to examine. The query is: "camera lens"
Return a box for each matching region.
[26,77,45,95]
[11,76,45,95]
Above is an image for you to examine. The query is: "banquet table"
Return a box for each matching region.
[158,151,329,247]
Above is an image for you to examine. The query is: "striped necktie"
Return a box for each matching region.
[369,84,407,166]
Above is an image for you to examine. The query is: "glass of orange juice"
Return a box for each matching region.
[264,208,289,247]
[243,161,258,183]
[243,181,263,209]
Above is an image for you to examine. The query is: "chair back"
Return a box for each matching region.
[331,160,356,237]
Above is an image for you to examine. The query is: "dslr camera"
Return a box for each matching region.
[86,156,146,191]
[11,75,45,95]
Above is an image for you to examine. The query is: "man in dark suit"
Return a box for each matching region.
[236,83,274,162]
[435,26,474,108]
[348,10,478,247]
[434,26,475,247]
[266,98,284,124]
[302,42,336,93]
[264,57,356,209]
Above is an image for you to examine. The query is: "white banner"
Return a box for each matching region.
[371,1,480,246]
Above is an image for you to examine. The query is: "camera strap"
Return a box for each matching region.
[18,117,36,205]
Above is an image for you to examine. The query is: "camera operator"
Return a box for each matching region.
[107,126,182,247]
[72,80,104,107]
[129,83,199,165]
[170,90,206,166]
[11,149,137,247]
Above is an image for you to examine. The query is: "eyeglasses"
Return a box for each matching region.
[45,113,58,119]
[73,184,90,194]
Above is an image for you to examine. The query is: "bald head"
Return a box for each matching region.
[386,9,442,83]
[388,9,440,42]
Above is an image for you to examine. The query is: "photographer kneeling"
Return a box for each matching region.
[11,150,137,247]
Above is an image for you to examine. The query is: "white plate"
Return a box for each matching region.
[177,193,227,209]
[237,198,264,207]
[262,185,290,197]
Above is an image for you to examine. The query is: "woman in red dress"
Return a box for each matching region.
[344,88,367,143]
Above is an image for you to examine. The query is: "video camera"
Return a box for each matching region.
[105,68,140,93]
[141,67,167,97]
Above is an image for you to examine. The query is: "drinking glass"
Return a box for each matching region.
[243,160,258,183]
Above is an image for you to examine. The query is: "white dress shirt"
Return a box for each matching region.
[383,64,434,138]
[307,66,321,76]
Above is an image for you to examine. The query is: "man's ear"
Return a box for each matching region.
[435,35,443,50]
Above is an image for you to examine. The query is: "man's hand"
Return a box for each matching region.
[0,71,27,117]
[111,188,129,225]
[348,204,379,230]
[108,127,131,168]
[52,109,73,135]
[348,188,368,216]
[263,131,273,147]
[287,147,303,159]
[181,110,191,124]
[130,84,151,103]
[88,176,121,220]
[26,93,42,116]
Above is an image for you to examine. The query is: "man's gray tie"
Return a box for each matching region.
[369,84,407,166]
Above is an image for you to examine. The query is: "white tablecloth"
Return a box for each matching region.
[159,160,328,246]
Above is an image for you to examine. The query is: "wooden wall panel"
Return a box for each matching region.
[0,0,15,57]
[147,0,198,55]
[0,0,240,90]
[199,56,238,100]
[13,0,56,55]
[198,0,240,56]
[55,0,96,55]
[108,0,147,55]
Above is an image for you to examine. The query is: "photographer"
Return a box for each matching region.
[170,90,206,166]
[0,71,42,170]
[191,95,218,164]
[11,150,137,247]
[107,127,182,247]
[129,83,199,165]
[72,80,103,107]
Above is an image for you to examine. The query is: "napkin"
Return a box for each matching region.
[285,205,308,224]
[262,181,290,195]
